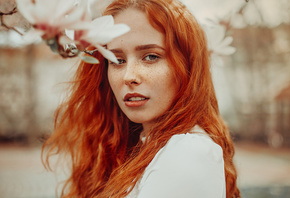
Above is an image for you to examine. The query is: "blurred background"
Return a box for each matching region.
[0,0,290,197]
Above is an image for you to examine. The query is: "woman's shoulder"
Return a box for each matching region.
[163,126,223,163]
[143,125,224,178]
[136,126,226,198]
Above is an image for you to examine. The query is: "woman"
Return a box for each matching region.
[43,0,240,197]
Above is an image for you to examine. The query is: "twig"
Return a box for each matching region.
[0,7,17,16]
[0,7,24,35]
[84,49,98,56]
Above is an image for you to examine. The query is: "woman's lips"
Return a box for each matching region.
[124,93,149,107]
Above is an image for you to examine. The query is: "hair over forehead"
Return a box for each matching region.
[104,0,194,24]
[104,0,187,12]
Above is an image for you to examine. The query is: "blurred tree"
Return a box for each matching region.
[0,0,289,146]
[0,0,39,143]
[226,24,290,146]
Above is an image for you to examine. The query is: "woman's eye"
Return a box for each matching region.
[117,59,126,64]
[110,58,126,65]
[143,54,160,62]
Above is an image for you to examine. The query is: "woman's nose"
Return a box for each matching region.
[124,59,141,85]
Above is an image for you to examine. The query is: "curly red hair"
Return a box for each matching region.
[42,0,240,197]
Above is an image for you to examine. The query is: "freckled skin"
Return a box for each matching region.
[107,8,179,133]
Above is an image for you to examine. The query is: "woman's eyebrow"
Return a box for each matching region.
[135,44,165,51]
[109,44,165,54]
[109,48,123,54]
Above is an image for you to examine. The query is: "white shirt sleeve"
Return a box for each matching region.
[135,133,226,198]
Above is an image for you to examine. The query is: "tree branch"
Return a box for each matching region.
[0,7,23,35]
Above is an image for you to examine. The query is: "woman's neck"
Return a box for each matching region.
[141,122,155,137]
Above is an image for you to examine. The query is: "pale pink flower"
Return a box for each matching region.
[204,25,236,56]
[16,0,87,40]
[16,0,130,64]
[87,0,113,19]
[203,24,236,66]
[67,15,130,63]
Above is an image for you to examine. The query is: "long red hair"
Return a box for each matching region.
[42,0,240,197]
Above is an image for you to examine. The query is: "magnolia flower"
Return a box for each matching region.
[203,24,236,66]
[16,0,130,64]
[16,0,87,40]
[204,25,236,56]
[87,0,113,19]
[66,15,130,63]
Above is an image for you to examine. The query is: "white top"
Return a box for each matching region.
[126,126,226,198]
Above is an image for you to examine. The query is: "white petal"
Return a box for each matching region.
[54,0,75,20]
[102,24,131,37]
[210,53,224,67]
[214,46,236,55]
[230,14,247,29]
[88,0,113,19]
[96,44,118,63]
[59,2,87,26]
[34,0,56,22]
[65,29,75,40]
[210,25,226,45]
[91,15,114,28]
[59,35,75,45]
[85,24,130,44]
[80,55,100,64]
[68,22,92,30]
[219,36,233,47]
[220,46,236,55]
[22,29,44,42]
[16,0,36,24]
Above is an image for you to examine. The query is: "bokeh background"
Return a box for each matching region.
[0,0,290,197]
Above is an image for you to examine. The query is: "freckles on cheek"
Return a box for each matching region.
[109,70,123,90]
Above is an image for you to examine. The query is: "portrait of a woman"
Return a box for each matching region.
[43,0,240,197]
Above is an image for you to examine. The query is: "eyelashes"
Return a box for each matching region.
[143,54,160,62]
[109,53,162,66]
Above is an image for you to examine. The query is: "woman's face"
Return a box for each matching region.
[107,8,179,130]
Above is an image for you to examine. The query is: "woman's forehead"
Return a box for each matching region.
[108,7,165,50]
